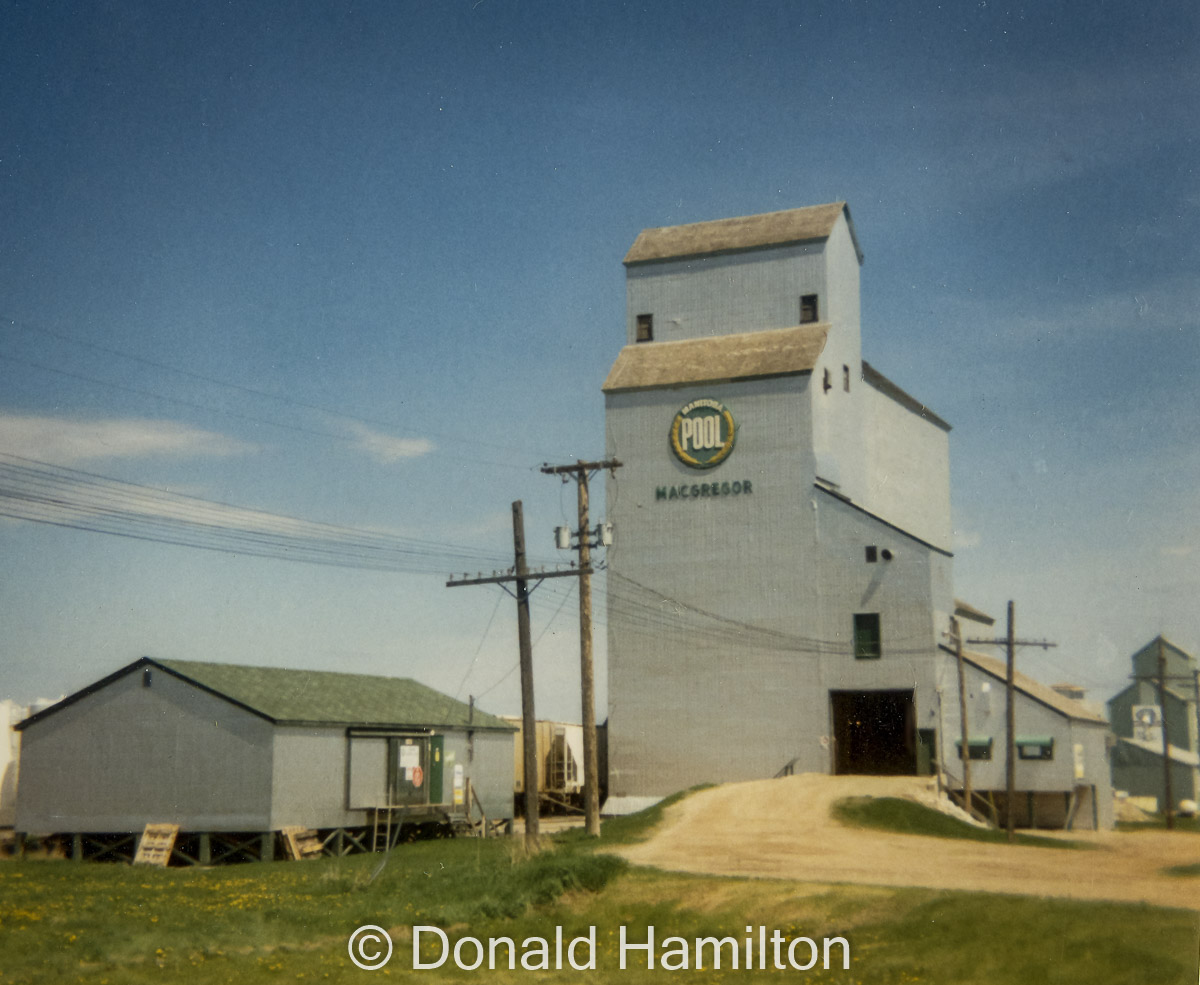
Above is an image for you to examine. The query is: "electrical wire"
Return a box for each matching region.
[0,452,562,575]
[471,580,578,701]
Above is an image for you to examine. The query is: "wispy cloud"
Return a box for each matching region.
[0,415,255,464]
[347,422,434,464]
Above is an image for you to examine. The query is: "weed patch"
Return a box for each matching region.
[833,797,1093,849]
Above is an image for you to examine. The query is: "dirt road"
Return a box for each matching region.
[612,774,1200,911]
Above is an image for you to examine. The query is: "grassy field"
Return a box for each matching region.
[1,805,1197,985]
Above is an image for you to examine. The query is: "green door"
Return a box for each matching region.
[390,737,430,806]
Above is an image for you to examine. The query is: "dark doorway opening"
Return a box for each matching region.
[830,690,917,775]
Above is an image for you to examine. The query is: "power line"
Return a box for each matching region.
[0,453,548,575]
[528,570,943,659]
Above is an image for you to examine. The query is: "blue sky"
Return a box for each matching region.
[1,0,1197,720]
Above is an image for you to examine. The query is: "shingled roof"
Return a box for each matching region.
[960,649,1109,725]
[624,202,863,266]
[603,324,828,393]
[17,657,513,731]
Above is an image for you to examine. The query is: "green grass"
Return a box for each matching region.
[1,798,1196,984]
[1118,815,1200,834]
[833,797,1094,849]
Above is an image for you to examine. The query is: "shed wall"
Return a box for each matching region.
[270,726,361,830]
[16,669,273,833]
[442,730,514,822]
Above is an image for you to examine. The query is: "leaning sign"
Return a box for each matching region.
[133,823,179,867]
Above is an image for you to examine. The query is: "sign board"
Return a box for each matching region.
[1132,705,1163,744]
[670,398,736,468]
[133,823,178,867]
[399,743,420,768]
[453,763,465,806]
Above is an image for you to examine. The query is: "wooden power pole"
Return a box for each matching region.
[951,616,972,817]
[1156,636,1175,831]
[447,500,589,851]
[541,458,621,838]
[1005,602,1016,844]
[966,600,1056,844]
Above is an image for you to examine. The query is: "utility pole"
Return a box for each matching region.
[447,501,589,852]
[966,600,1056,844]
[1194,668,1200,815]
[950,616,972,818]
[542,458,622,838]
[1156,636,1175,831]
[1005,602,1016,844]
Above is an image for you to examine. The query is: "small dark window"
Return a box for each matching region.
[823,368,832,393]
[143,668,153,688]
[843,365,850,392]
[636,314,653,342]
[956,738,993,761]
[800,294,819,324]
[853,613,881,659]
[1017,737,1054,761]
[865,546,878,563]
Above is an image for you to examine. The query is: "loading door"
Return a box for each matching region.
[830,690,917,776]
[389,736,430,806]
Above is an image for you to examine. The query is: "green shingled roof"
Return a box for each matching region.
[155,659,512,730]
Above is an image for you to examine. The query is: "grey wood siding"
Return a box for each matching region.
[16,667,273,833]
[347,735,389,809]
[604,376,949,799]
[270,726,361,830]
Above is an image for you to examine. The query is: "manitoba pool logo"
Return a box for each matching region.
[670,398,736,469]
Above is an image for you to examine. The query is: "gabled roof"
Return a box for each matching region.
[624,202,863,266]
[602,324,828,393]
[1130,636,1196,680]
[17,657,513,732]
[959,649,1109,725]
